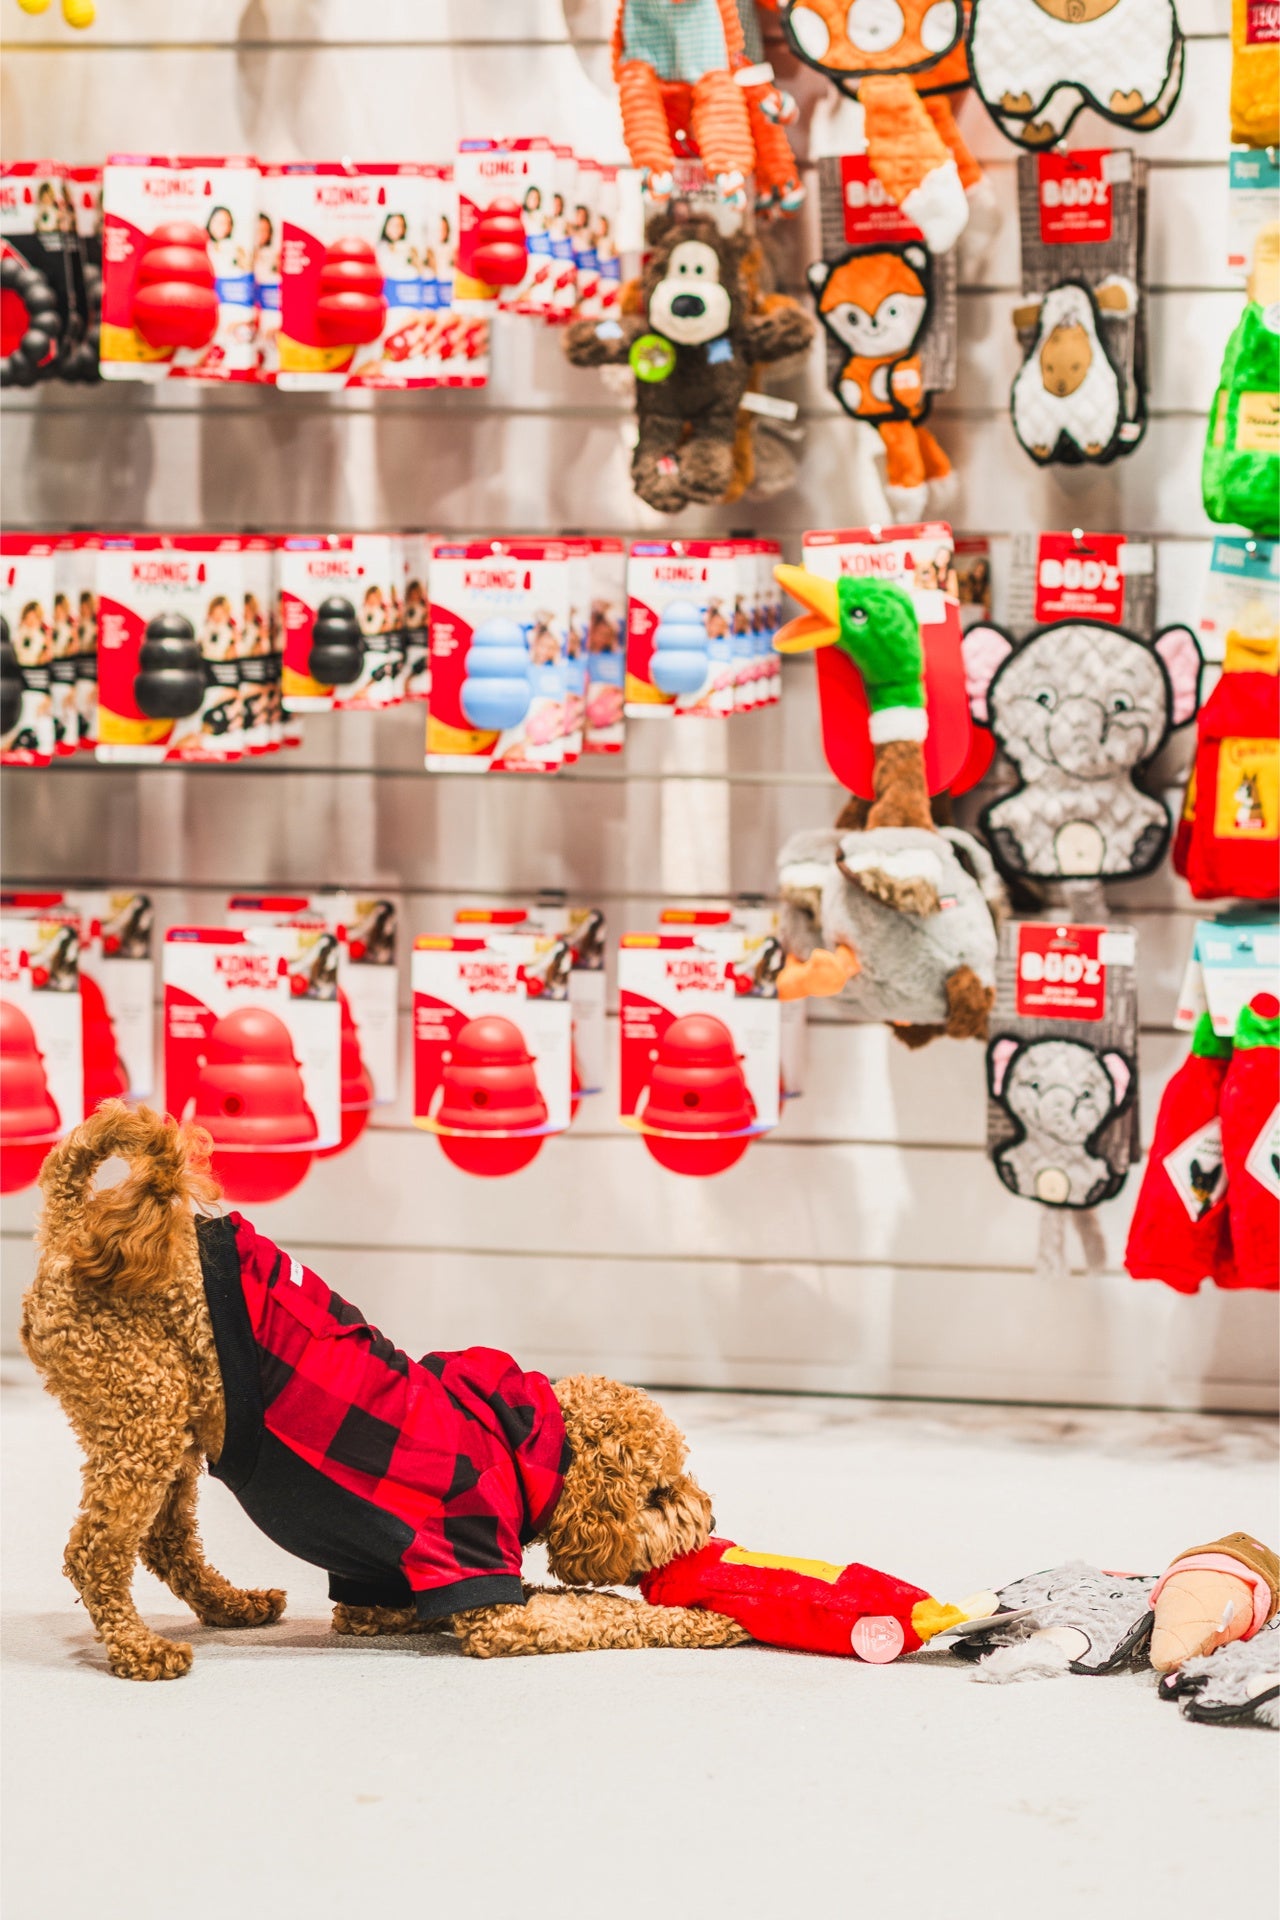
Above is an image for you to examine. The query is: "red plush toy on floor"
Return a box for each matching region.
[641,1537,987,1660]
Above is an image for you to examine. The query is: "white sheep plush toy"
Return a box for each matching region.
[968,0,1184,148]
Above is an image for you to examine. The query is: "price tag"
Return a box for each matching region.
[1016,924,1107,1021]
[839,155,922,246]
[1037,151,1114,246]
[1033,532,1127,626]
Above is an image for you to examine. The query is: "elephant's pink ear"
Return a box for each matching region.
[1102,1051,1132,1109]
[962,625,1014,724]
[988,1035,1019,1096]
[1154,625,1202,728]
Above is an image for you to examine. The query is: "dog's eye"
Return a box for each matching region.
[647,1486,672,1508]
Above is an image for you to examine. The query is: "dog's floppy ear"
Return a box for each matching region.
[544,1376,644,1588]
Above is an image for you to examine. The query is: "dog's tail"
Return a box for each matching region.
[37,1101,220,1298]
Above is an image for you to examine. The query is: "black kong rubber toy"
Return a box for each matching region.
[0,254,62,388]
[308,595,364,686]
[1,614,24,737]
[133,613,205,720]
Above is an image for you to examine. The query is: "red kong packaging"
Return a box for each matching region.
[279,535,394,712]
[100,155,260,381]
[164,923,341,1203]
[619,925,781,1177]
[0,910,84,1195]
[412,930,573,1176]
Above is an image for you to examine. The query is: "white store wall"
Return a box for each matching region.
[2,0,1276,1411]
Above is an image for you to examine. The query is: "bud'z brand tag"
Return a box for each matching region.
[1015,924,1108,1022]
[1033,532,1130,626]
[838,156,922,247]
[1037,151,1115,247]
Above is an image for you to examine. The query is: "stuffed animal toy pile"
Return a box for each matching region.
[772,570,1002,1044]
[961,1533,1280,1728]
[563,212,814,512]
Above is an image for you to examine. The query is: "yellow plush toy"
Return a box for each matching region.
[1231,0,1279,147]
[15,0,96,23]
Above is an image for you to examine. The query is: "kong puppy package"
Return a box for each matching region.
[625,541,743,718]
[985,920,1140,1210]
[426,541,571,772]
[412,930,574,1175]
[619,925,782,1176]
[1010,152,1148,468]
[164,923,342,1202]
[6,888,156,1102]
[454,902,608,1110]
[100,156,260,381]
[95,536,246,762]
[963,533,1202,883]
[0,162,91,388]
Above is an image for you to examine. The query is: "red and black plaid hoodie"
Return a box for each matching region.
[198,1212,571,1619]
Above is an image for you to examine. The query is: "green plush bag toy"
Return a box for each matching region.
[1203,231,1280,538]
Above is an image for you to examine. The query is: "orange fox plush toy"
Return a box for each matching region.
[809,242,951,515]
[771,0,986,252]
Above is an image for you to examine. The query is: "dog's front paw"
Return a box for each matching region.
[669,1609,752,1649]
[196,1586,286,1630]
[108,1633,194,1681]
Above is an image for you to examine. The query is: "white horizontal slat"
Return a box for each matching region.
[0,400,1215,538]
[0,1,616,45]
[0,41,624,163]
[3,1232,1273,1409]
[0,1125,1149,1267]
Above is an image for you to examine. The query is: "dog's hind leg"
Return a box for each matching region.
[141,1448,286,1631]
[65,1440,197,1680]
[331,1602,450,1638]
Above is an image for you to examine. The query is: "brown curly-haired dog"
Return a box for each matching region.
[22,1103,747,1679]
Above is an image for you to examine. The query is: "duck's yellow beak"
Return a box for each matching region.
[772,566,841,653]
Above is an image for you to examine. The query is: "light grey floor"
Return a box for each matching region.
[3,1364,1277,1920]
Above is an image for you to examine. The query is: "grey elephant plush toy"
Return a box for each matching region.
[987,1034,1135,1207]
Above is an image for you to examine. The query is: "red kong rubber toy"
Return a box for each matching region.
[132,223,218,351]
[470,199,528,289]
[641,1538,982,1660]
[316,239,387,347]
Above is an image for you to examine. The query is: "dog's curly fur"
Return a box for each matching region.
[23,1103,747,1679]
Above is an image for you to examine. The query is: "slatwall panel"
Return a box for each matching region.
[3,1,1275,1410]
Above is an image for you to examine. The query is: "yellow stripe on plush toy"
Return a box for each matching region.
[910,1597,969,1641]
[722,1546,844,1583]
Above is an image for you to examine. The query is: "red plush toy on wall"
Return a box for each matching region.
[642,1537,986,1659]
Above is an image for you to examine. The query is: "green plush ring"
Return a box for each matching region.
[630,333,676,383]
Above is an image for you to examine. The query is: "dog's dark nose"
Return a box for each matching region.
[671,293,705,318]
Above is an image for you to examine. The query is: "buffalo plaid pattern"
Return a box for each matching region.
[198,1213,571,1619]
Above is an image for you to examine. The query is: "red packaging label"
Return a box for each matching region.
[838,156,922,246]
[1033,533,1126,626]
[1015,924,1106,1022]
[1247,0,1280,41]
[1037,151,1114,246]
